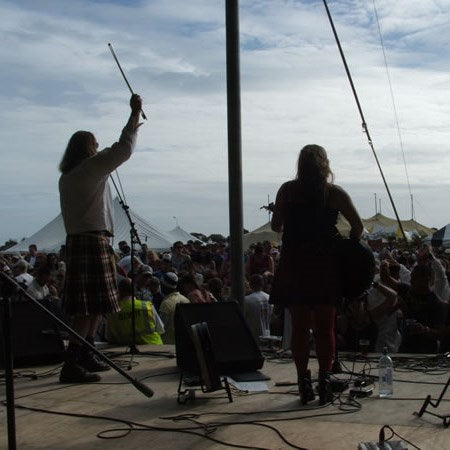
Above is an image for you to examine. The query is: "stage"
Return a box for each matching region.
[1,346,449,449]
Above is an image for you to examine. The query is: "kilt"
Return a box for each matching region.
[64,234,120,316]
[269,242,341,306]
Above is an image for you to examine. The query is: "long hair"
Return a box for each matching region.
[296,144,334,205]
[59,131,97,174]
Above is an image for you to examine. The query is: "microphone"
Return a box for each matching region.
[131,379,154,398]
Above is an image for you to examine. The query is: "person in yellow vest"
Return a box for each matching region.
[106,277,164,345]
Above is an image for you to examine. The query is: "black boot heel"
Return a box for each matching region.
[298,370,315,405]
[318,372,333,405]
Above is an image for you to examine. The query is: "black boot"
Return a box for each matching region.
[78,337,110,373]
[59,343,101,383]
[318,371,333,405]
[298,370,315,405]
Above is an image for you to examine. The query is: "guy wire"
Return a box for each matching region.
[372,0,414,221]
[322,0,407,241]
[110,170,127,205]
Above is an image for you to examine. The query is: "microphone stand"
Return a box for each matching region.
[0,270,154,449]
[110,178,161,368]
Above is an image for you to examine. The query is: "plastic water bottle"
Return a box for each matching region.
[379,347,393,398]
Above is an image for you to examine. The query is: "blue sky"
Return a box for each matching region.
[1,0,450,244]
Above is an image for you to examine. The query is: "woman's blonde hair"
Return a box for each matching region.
[296,144,334,204]
[59,131,97,174]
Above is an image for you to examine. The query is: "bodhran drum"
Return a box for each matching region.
[337,239,376,299]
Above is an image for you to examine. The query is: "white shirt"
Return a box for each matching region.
[431,258,450,303]
[15,273,34,287]
[367,287,401,353]
[243,290,271,339]
[27,279,50,300]
[59,121,137,235]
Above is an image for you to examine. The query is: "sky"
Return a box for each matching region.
[1,0,450,244]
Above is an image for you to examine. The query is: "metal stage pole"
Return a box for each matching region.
[225,0,245,307]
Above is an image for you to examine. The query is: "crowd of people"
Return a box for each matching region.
[2,239,450,358]
[336,243,450,355]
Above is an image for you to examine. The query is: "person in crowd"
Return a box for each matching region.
[191,242,212,268]
[118,240,128,257]
[246,243,274,277]
[139,243,149,265]
[10,253,23,266]
[262,270,274,294]
[381,259,447,353]
[379,248,411,284]
[366,280,401,352]
[27,265,52,300]
[342,279,401,353]
[179,273,215,303]
[154,253,173,279]
[417,244,450,304]
[243,274,271,340]
[53,269,66,298]
[58,244,67,263]
[47,253,59,275]
[171,241,191,272]
[158,272,189,344]
[106,277,164,345]
[148,276,164,312]
[13,259,34,287]
[211,242,226,273]
[58,93,143,383]
[147,250,161,271]
[207,277,224,302]
[26,244,38,269]
[118,245,143,276]
[134,264,154,302]
[270,144,364,405]
[27,252,48,276]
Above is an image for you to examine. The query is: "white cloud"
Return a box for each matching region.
[1,0,450,245]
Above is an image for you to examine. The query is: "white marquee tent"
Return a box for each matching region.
[4,198,174,253]
[166,226,201,244]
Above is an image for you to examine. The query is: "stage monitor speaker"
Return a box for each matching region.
[0,299,65,368]
[175,302,264,375]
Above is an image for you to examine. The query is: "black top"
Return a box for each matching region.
[282,201,340,247]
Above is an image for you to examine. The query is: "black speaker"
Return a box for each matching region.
[0,299,65,368]
[175,302,264,375]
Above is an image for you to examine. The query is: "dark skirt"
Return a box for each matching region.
[269,243,341,306]
[64,234,120,316]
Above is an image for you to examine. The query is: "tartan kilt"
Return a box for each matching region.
[64,234,120,316]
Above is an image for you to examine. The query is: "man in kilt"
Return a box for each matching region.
[58,93,143,383]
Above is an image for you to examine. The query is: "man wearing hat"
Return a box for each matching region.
[135,264,154,302]
[158,272,189,344]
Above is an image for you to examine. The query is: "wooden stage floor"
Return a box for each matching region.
[1,345,450,449]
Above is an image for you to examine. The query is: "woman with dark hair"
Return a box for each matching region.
[58,94,143,383]
[270,144,363,404]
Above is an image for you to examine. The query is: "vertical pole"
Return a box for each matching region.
[225,0,245,306]
[374,193,377,215]
[2,291,17,449]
